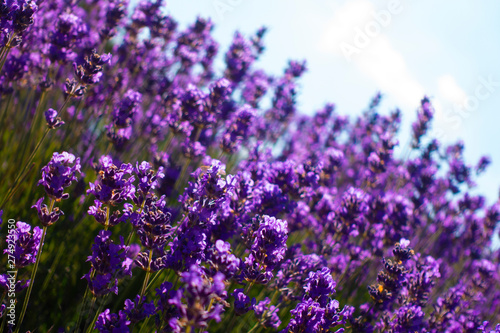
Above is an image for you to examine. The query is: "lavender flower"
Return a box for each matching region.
[12,0,37,34]
[220,105,255,154]
[167,265,226,330]
[3,222,42,268]
[304,267,336,305]
[285,298,325,333]
[123,295,155,323]
[83,230,131,296]
[112,90,142,128]
[0,274,29,293]
[87,155,135,205]
[1,1,500,331]
[207,240,241,278]
[285,297,352,333]
[44,108,65,129]
[390,304,426,332]
[38,151,81,200]
[232,288,251,315]
[224,32,255,85]
[248,215,288,269]
[133,195,173,250]
[368,240,414,307]
[133,161,164,206]
[73,49,111,85]
[31,197,62,227]
[95,309,130,333]
[411,96,434,148]
[253,298,281,329]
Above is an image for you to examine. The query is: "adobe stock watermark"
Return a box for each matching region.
[5,219,18,327]
[432,75,499,141]
[339,0,406,62]
[212,0,244,22]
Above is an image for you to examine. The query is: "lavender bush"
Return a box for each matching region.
[0,1,499,332]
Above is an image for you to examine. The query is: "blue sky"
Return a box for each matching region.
[167,0,500,203]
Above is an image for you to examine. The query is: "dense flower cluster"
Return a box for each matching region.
[38,151,81,201]
[83,230,132,296]
[0,1,499,332]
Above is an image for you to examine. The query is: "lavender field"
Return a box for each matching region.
[0,0,499,332]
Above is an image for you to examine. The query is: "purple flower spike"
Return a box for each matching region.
[390,304,426,332]
[44,108,65,129]
[133,195,173,250]
[304,267,337,305]
[285,60,307,78]
[133,161,164,205]
[207,240,241,278]
[250,215,288,269]
[12,0,37,34]
[73,49,111,86]
[285,298,325,333]
[411,96,434,148]
[95,309,130,333]
[123,295,155,323]
[38,151,81,200]
[3,222,42,268]
[112,90,142,128]
[32,197,63,227]
[87,155,135,205]
[286,297,352,332]
[83,230,130,296]
[224,32,256,85]
[253,298,281,329]
[232,288,251,315]
[220,105,256,154]
[0,274,30,293]
[166,265,227,330]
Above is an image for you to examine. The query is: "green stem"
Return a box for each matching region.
[145,269,163,292]
[125,230,134,247]
[18,91,46,167]
[104,204,110,231]
[0,291,6,332]
[139,250,153,300]
[162,131,174,152]
[0,92,13,141]
[217,150,225,161]
[193,126,202,142]
[174,158,191,192]
[137,317,151,333]
[0,46,6,64]
[0,47,11,74]
[40,239,65,292]
[75,283,91,332]
[59,95,85,150]
[247,321,261,333]
[0,311,6,333]
[244,281,254,294]
[85,296,104,333]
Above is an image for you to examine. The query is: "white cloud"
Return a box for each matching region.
[354,38,426,107]
[319,0,376,54]
[437,74,467,106]
[319,0,426,108]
